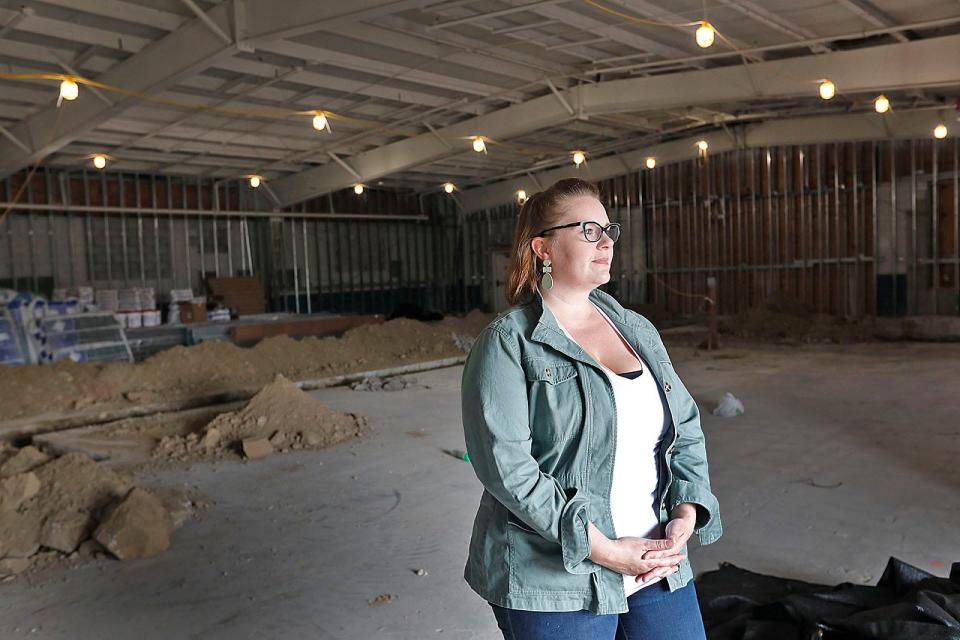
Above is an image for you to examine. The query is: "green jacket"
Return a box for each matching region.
[460,287,722,614]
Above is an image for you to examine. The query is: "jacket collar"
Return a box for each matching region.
[528,287,658,370]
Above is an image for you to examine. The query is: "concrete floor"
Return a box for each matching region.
[1,341,958,639]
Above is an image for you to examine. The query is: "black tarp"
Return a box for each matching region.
[696,558,960,640]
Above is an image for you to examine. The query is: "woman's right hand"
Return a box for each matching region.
[611,536,685,577]
[587,523,685,577]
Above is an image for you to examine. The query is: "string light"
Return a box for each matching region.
[874,95,890,114]
[695,21,715,48]
[516,189,527,204]
[249,176,261,188]
[312,112,330,132]
[443,182,455,194]
[934,123,948,139]
[819,79,836,100]
[572,150,586,167]
[59,79,78,101]
[645,157,656,169]
[354,183,365,195]
[92,154,107,170]
[472,136,486,153]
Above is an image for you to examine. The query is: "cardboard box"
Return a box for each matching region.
[208,277,265,316]
[178,301,207,324]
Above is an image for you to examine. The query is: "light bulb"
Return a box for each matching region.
[59,79,79,101]
[472,137,486,153]
[312,113,328,131]
[572,151,586,166]
[249,176,261,188]
[645,157,656,169]
[443,182,455,194]
[934,123,948,139]
[92,154,106,169]
[516,189,527,204]
[695,22,715,48]
[874,95,890,113]
[819,79,836,100]
[697,140,709,153]
[354,183,364,195]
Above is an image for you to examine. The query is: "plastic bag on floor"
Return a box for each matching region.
[712,392,744,417]
[696,557,960,640]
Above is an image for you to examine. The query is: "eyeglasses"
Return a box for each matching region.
[536,220,621,243]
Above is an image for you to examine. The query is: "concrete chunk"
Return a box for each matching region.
[242,437,273,460]
[0,447,50,477]
[201,427,221,450]
[0,557,31,577]
[40,510,91,554]
[93,488,174,561]
[0,472,40,512]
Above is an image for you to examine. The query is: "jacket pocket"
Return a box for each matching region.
[522,359,584,443]
[506,519,592,595]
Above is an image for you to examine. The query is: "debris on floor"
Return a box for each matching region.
[697,557,960,640]
[369,593,399,607]
[350,375,418,392]
[152,374,368,463]
[720,292,876,344]
[444,449,470,462]
[0,447,198,580]
[712,392,745,417]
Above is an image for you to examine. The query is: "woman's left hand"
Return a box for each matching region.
[635,503,697,584]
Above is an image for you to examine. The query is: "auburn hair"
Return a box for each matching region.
[504,177,600,306]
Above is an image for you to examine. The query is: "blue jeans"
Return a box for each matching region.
[489,580,707,640]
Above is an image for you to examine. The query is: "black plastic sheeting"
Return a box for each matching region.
[696,558,960,640]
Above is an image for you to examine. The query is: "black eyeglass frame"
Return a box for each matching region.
[535,220,621,243]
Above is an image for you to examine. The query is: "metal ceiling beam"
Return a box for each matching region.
[0,0,414,178]
[525,3,698,64]
[605,0,761,61]
[425,0,566,30]
[836,0,909,42]
[21,0,538,106]
[459,108,959,212]
[270,33,960,207]
[714,0,830,53]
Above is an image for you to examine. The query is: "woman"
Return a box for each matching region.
[460,178,722,639]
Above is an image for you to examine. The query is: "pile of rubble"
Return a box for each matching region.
[720,292,875,344]
[0,444,196,580]
[153,374,368,464]
[0,309,492,423]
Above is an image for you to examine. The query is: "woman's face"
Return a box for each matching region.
[534,195,613,292]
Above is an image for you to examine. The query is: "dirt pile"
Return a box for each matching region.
[721,292,874,344]
[153,374,368,463]
[0,309,493,423]
[0,446,197,580]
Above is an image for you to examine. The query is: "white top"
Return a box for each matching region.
[550,300,668,597]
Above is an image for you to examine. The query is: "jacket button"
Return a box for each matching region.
[544,367,552,379]
[664,382,672,393]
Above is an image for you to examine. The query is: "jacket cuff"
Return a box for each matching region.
[559,491,600,574]
[667,479,723,546]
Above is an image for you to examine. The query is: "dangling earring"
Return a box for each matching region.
[541,258,553,290]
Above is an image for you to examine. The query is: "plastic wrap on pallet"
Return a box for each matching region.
[169,289,194,303]
[34,312,133,364]
[0,314,27,365]
[208,307,231,322]
[96,289,119,311]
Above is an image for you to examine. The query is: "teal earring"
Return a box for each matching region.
[541,259,553,290]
